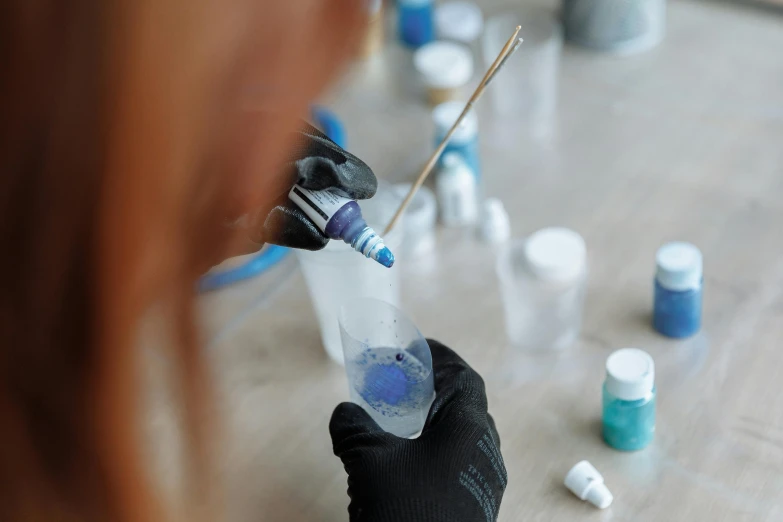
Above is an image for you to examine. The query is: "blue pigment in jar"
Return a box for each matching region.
[432,101,481,180]
[602,348,656,451]
[398,0,435,48]
[653,242,703,338]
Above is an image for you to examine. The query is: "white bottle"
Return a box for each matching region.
[436,152,478,227]
[479,198,510,245]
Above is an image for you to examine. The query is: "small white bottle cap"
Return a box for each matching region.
[564,461,613,509]
[605,348,655,401]
[523,227,586,283]
[435,2,484,43]
[655,241,703,291]
[432,100,478,142]
[479,198,510,244]
[414,42,474,90]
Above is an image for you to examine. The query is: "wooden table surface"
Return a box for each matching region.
[190,1,783,520]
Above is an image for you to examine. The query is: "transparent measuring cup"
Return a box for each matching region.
[483,8,562,135]
[296,185,404,364]
[339,298,434,438]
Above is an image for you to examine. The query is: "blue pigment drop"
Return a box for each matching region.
[363,363,408,406]
[375,246,395,268]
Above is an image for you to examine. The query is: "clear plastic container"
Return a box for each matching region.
[296,186,404,364]
[482,8,562,132]
[393,183,437,259]
[339,298,434,438]
[496,228,587,350]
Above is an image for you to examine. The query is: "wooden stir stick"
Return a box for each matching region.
[383,25,523,236]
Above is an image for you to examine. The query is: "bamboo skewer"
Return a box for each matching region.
[383,25,523,236]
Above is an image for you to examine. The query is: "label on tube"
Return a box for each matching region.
[289,185,351,231]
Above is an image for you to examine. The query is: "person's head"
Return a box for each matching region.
[0,1,365,519]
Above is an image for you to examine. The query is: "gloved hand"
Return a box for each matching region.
[255,123,377,250]
[329,340,508,522]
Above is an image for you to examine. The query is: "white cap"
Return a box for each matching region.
[479,198,510,244]
[432,100,478,142]
[523,227,586,283]
[435,2,484,43]
[605,348,655,401]
[414,42,474,89]
[565,461,613,509]
[655,242,703,291]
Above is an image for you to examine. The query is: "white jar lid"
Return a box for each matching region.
[523,227,586,283]
[655,241,702,291]
[414,42,474,89]
[605,348,655,401]
[480,198,510,244]
[435,2,484,43]
[432,100,478,142]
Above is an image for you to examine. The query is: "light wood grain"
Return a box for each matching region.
[185,1,783,520]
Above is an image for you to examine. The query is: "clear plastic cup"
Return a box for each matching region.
[482,8,562,133]
[339,298,434,438]
[296,185,404,364]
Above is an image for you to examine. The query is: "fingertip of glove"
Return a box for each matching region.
[263,205,329,250]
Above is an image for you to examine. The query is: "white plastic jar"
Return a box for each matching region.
[413,41,474,105]
[496,227,587,350]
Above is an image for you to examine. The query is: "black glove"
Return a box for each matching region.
[329,340,508,522]
[259,123,377,250]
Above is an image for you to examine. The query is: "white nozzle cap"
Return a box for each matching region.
[565,461,613,509]
[435,2,484,43]
[414,42,474,89]
[480,198,510,244]
[523,227,586,283]
[605,348,655,401]
[655,241,702,291]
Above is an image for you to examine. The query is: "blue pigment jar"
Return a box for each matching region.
[432,101,481,180]
[653,242,703,338]
[398,0,435,48]
[602,348,656,451]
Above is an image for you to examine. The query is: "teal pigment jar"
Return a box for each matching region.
[602,348,656,451]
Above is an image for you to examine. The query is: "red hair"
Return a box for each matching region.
[0,0,365,519]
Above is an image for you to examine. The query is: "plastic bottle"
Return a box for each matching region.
[398,0,435,48]
[289,185,395,268]
[496,228,587,350]
[479,198,510,245]
[602,348,656,451]
[414,42,473,105]
[653,241,703,338]
[436,152,478,227]
[432,100,480,179]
